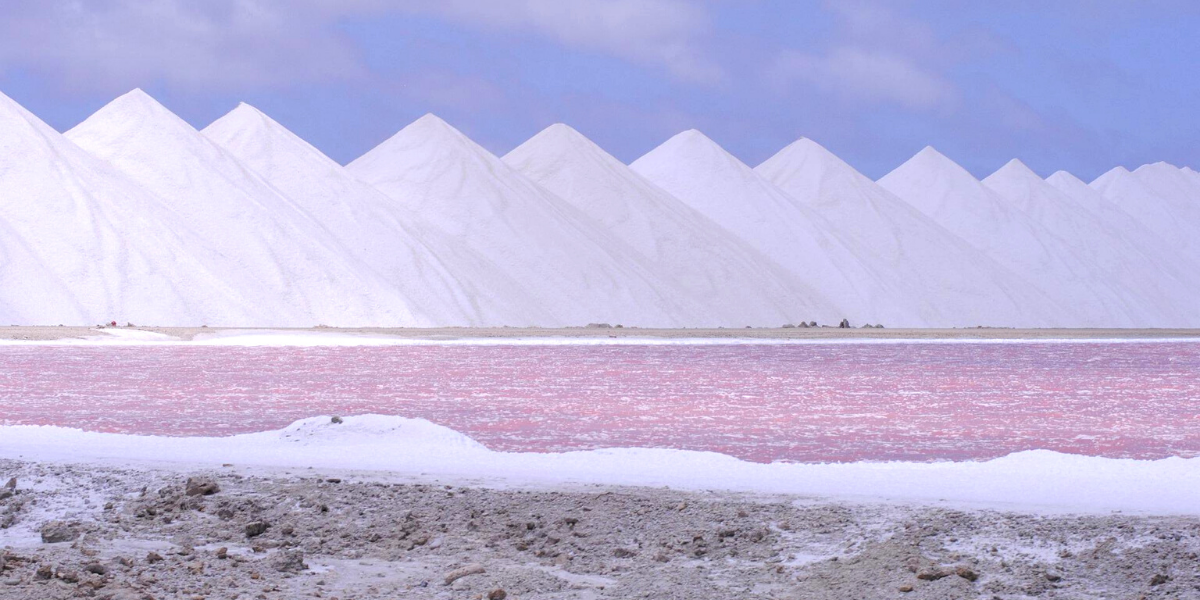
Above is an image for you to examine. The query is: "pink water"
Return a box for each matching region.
[2,341,1198,463]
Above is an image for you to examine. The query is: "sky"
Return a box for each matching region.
[1,0,1197,181]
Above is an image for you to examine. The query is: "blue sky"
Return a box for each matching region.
[1,0,1197,180]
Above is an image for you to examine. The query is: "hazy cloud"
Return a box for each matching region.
[770,46,958,111]
[0,0,720,93]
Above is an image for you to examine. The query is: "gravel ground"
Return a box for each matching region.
[1,460,1197,599]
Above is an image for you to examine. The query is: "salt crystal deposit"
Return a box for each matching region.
[879,148,1154,327]
[504,123,836,326]
[983,160,1198,326]
[757,139,1059,327]
[0,90,259,326]
[203,104,538,326]
[1091,162,1200,263]
[66,90,417,326]
[631,130,934,327]
[348,114,703,327]
[0,87,1195,327]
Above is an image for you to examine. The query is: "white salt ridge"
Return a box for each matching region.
[757,139,1059,327]
[631,130,931,327]
[984,160,1199,326]
[0,90,259,326]
[202,104,540,326]
[504,124,837,326]
[1091,162,1200,263]
[1,415,1197,515]
[879,148,1143,327]
[1046,169,1200,308]
[348,115,702,327]
[66,90,416,326]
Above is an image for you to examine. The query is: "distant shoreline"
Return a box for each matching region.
[3,324,1200,342]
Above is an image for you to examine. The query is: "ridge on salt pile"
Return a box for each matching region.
[1091,162,1200,262]
[503,123,838,326]
[630,130,929,327]
[878,148,1142,327]
[1047,169,1200,278]
[756,139,1059,327]
[984,161,1198,326]
[66,89,419,327]
[0,90,260,326]
[348,114,704,327]
[203,104,543,326]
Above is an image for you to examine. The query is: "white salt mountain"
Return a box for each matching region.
[630,130,932,327]
[878,148,1144,327]
[66,89,420,327]
[503,124,838,326]
[756,139,1059,327]
[0,89,259,326]
[1047,169,1200,278]
[203,104,542,326]
[1091,163,1200,263]
[348,114,704,327]
[984,160,1197,326]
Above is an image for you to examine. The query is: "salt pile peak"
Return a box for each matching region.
[203,104,539,326]
[880,148,1139,326]
[348,114,702,327]
[757,140,1057,327]
[66,89,416,326]
[1091,163,1200,260]
[631,129,931,327]
[0,89,260,326]
[984,161,1197,326]
[503,123,837,326]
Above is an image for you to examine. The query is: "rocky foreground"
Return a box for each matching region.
[0,460,1197,599]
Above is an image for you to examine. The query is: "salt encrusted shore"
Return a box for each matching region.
[3,325,1200,343]
[0,460,1197,600]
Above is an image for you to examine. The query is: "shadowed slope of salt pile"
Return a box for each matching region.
[348,114,704,327]
[0,90,259,326]
[203,104,542,326]
[879,148,1146,327]
[66,90,419,327]
[984,160,1198,326]
[1092,162,1200,262]
[630,130,930,327]
[504,123,837,326]
[757,139,1059,327]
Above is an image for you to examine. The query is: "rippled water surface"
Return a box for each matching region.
[2,341,1197,462]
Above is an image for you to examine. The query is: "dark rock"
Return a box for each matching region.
[184,477,219,496]
[145,552,163,564]
[35,564,53,580]
[84,562,108,575]
[955,565,978,581]
[613,547,637,558]
[917,568,949,581]
[215,547,228,560]
[1150,574,1170,586]
[330,416,343,424]
[271,550,307,573]
[838,318,851,328]
[245,521,270,538]
[39,521,79,543]
[487,589,508,600]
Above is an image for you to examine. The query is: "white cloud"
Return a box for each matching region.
[770,46,958,111]
[394,0,721,84]
[0,0,720,92]
[766,0,962,111]
[0,0,366,92]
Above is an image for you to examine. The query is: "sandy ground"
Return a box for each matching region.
[0,460,1197,599]
[3,324,1200,342]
